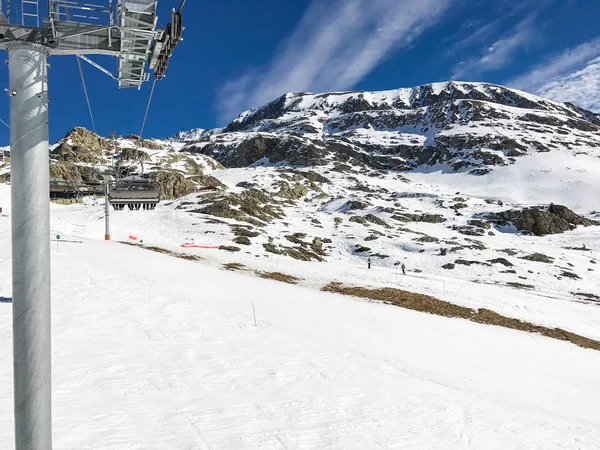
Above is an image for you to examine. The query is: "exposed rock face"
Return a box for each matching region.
[486,204,599,236]
[0,126,224,197]
[123,135,164,150]
[51,127,110,163]
[49,162,97,183]
[150,170,196,200]
[392,213,446,223]
[188,174,226,190]
[178,82,600,174]
[120,148,150,161]
[187,134,330,168]
[191,188,285,227]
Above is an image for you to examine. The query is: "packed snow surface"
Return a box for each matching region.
[1,186,600,449]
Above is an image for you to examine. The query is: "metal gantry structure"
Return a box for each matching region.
[0,1,184,448]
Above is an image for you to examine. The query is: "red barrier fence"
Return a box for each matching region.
[180,243,219,249]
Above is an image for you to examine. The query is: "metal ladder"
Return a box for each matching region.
[21,0,38,26]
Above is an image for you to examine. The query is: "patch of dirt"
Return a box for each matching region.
[520,253,554,263]
[258,272,301,284]
[233,236,251,245]
[223,263,246,271]
[572,292,600,303]
[455,259,491,267]
[488,258,513,267]
[322,282,600,351]
[219,245,241,252]
[560,271,580,280]
[507,281,535,290]
[121,242,201,261]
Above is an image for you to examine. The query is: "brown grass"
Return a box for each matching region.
[322,282,600,351]
[223,262,246,271]
[258,272,301,284]
[121,242,201,261]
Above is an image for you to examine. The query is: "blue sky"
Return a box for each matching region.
[1,0,600,144]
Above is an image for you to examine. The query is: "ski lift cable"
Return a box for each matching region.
[75,55,98,134]
[138,77,157,144]
[0,118,8,128]
[65,7,98,134]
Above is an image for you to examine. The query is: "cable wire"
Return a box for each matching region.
[75,56,97,134]
[138,78,157,142]
[0,118,8,128]
[64,6,97,134]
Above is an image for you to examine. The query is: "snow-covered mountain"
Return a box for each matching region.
[1,81,599,303]
[150,81,600,303]
[178,81,600,175]
[1,83,600,447]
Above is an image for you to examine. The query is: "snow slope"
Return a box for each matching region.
[2,189,600,448]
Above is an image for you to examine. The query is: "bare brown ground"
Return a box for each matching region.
[258,272,301,284]
[322,282,600,351]
[121,241,201,261]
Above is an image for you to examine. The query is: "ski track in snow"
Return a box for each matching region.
[1,187,600,448]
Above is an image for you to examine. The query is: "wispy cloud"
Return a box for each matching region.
[508,38,600,98]
[451,16,536,80]
[216,0,452,123]
[534,57,600,112]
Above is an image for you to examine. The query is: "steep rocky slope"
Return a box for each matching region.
[178,81,600,175]
[45,127,224,199]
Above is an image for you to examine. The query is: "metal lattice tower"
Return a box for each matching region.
[0,1,184,448]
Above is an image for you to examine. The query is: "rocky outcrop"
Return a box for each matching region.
[49,162,97,183]
[123,135,164,150]
[486,204,598,236]
[120,148,150,161]
[188,134,330,168]
[51,127,110,163]
[150,170,196,200]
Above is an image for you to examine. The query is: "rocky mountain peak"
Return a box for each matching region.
[178,81,600,176]
[224,81,594,133]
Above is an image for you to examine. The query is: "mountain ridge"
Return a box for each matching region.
[223,81,600,132]
[173,81,600,177]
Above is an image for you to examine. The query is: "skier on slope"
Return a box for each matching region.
[367,258,371,269]
[401,263,406,275]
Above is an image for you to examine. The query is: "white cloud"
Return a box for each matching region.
[508,39,600,112]
[216,0,452,123]
[452,17,535,80]
[534,57,600,112]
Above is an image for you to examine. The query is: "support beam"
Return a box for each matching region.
[8,42,52,450]
[104,177,110,240]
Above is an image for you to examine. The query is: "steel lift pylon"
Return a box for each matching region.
[0,1,183,448]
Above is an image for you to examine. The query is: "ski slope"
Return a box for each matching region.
[1,192,600,448]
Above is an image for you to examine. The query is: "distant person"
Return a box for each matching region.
[367,258,371,269]
[401,263,406,275]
